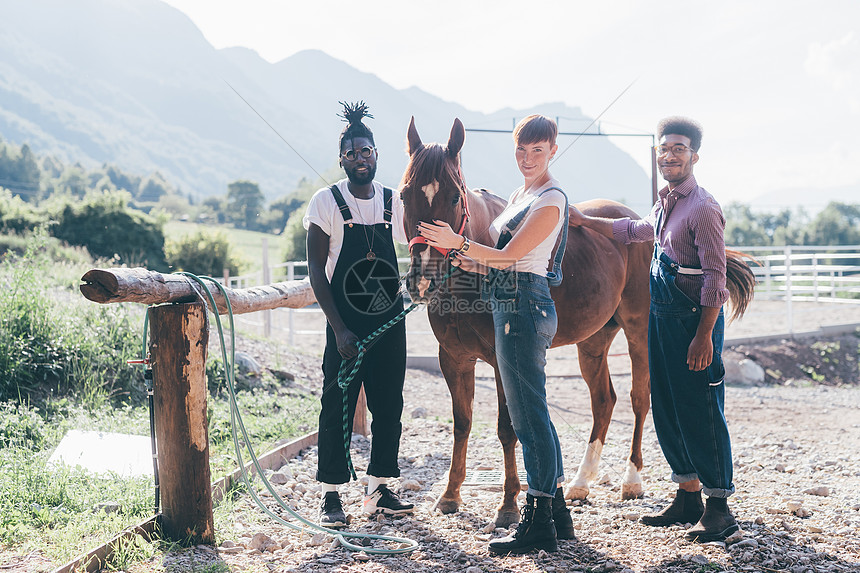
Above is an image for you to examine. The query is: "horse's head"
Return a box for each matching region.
[401,117,469,302]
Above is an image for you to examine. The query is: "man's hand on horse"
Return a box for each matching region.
[418,220,463,251]
[568,205,586,227]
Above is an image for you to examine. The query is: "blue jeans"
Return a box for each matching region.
[490,271,564,498]
[649,251,734,498]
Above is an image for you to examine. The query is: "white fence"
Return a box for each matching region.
[221,242,860,345]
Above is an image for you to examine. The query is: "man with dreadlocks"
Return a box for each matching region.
[304,101,413,528]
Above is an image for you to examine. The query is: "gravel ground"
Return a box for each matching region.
[131,307,860,573]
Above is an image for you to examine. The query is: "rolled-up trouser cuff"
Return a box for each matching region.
[526,487,555,498]
[703,484,735,498]
[671,472,699,484]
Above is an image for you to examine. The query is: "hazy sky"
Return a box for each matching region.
[162,0,858,208]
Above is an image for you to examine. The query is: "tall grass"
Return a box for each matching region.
[0,231,321,568]
[0,232,146,408]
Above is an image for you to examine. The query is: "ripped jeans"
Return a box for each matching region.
[490,271,564,498]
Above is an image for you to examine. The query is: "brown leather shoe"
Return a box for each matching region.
[685,496,739,542]
[639,489,704,527]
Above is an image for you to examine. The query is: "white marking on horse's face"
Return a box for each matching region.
[422,181,440,206]
[420,247,431,274]
[416,276,431,299]
[572,439,604,486]
[504,322,511,335]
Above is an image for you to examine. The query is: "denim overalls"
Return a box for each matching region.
[485,188,568,498]
[648,207,734,498]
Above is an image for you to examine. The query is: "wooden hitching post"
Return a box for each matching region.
[148,302,215,544]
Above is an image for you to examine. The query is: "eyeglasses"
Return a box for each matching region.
[341,146,376,161]
[654,144,694,157]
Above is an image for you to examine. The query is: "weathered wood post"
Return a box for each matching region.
[148,302,214,544]
[80,268,319,545]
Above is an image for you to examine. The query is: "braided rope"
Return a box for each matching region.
[336,262,457,480]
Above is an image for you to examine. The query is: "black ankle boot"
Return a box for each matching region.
[639,489,704,527]
[489,494,558,554]
[685,496,739,542]
[552,487,576,540]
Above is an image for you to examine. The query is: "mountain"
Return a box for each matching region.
[0,0,652,212]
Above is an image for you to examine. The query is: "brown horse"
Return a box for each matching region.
[400,117,653,527]
[400,117,757,526]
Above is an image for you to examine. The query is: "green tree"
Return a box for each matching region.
[724,202,769,246]
[227,180,265,230]
[804,202,860,246]
[137,171,173,202]
[51,191,168,270]
[165,230,244,276]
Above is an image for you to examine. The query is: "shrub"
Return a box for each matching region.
[165,230,243,276]
[50,191,168,270]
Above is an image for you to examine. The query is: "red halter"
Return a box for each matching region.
[408,177,471,257]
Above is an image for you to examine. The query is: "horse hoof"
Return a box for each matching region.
[565,485,589,500]
[433,496,460,515]
[621,483,644,500]
[494,509,519,528]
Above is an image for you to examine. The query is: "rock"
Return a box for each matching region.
[808,524,824,533]
[724,530,745,545]
[732,539,759,549]
[725,357,765,384]
[355,552,371,562]
[623,512,639,521]
[318,558,337,565]
[465,567,481,573]
[786,500,803,512]
[691,555,709,565]
[400,479,422,491]
[308,533,327,546]
[249,532,275,551]
[93,502,121,514]
[796,507,813,518]
[234,351,262,377]
[411,407,428,418]
[804,486,831,496]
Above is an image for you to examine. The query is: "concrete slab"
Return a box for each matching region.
[48,430,153,478]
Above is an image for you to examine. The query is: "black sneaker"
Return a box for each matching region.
[363,484,414,515]
[319,491,348,528]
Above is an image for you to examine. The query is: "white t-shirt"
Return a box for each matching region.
[303,179,407,280]
[488,178,568,275]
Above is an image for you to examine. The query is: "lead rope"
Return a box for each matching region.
[336,262,457,480]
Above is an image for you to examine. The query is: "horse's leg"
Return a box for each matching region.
[620,317,650,500]
[433,345,475,515]
[565,324,620,500]
[493,365,521,527]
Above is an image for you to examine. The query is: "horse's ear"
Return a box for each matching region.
[447,118,465,158]
[407,116,422,156]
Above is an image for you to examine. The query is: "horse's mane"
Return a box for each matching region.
[399,143,462,195]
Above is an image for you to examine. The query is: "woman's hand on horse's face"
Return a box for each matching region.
[418,220,462,250]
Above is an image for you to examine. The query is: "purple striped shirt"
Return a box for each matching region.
[612,175,729,308]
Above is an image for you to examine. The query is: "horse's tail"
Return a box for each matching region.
[725,249,757,323]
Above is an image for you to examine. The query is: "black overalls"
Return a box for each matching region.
[316,184,407,484]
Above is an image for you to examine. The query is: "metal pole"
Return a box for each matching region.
[262,237,271,338]
[785,245,793,335]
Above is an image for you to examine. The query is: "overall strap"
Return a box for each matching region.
[546,191,568,287]
[383,186,393,223]
[328,184,353,223]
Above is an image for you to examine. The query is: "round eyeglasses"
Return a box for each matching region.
[341,146,376,161]
[654,144,694,157]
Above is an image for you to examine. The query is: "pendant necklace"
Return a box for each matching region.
[364,225,376,261]
[356,195,376,261]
